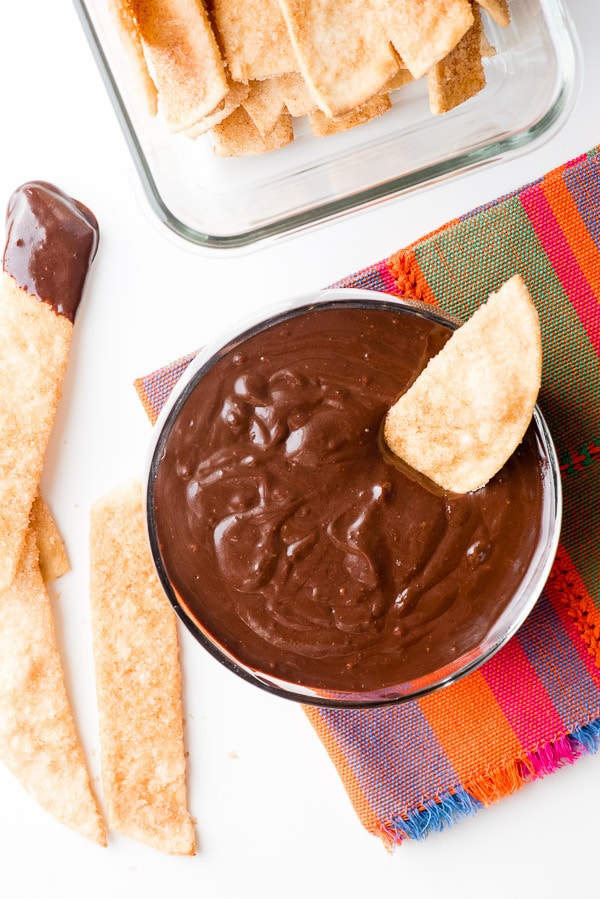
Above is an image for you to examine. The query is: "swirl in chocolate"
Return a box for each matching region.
[152,302,546,693]
[3,181,99,322]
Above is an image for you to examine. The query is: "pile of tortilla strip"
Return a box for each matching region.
[110,0,510,155]
[0,183,194,854]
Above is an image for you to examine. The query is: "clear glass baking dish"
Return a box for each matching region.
[74,0,579,250]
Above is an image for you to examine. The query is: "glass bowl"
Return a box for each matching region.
[144,288,562,708]
[74,0,579,250]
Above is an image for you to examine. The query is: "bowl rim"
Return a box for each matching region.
[144,287,563,708]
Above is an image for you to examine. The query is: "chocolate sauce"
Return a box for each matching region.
[3,181,99,322]
[152,303,546,693]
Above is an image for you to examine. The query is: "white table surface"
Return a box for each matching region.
[0,1,598,896]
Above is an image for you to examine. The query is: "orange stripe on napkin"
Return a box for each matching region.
[304,706,381,837]
[387,218,461,305]
[541,174,600,297]
[387,249,438,306]
[545,543,600,675]
[419,671,524,804]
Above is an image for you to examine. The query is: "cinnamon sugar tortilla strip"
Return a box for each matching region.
[277,0,400,119]
[428,5,486,114]
[0,182,97,591]
[108,0,158,115]
[129,0,229,133]
[0,528,106,844]
[211,105,294,156]
[476,0,510,27]
[384,275,542,494]
[0,271,73,590]
[317,67,412,128]
[90,479,195,855]
[185,79,250,139]
[211,0,297,81]
[374,0,474,79]
[310,93,392,137]
[274,72,318,117]
[31,494,70,583]
[381,67,414,94]
[242,79,289,138]
[479,26,497,58]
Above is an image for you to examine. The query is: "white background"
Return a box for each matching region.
[0,1,598,896]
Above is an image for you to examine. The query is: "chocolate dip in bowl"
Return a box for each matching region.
[145,289,562,708]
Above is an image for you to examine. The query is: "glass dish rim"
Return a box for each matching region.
[73,0,580,252]
[144,287,563,709]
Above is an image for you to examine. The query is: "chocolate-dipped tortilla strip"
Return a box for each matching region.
[0,182,98,589]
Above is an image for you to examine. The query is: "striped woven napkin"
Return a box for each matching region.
[136,147,600,848]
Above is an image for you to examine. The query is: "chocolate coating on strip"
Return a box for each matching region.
[152,303,546,694]
[3,181,99,322]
